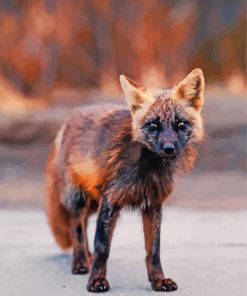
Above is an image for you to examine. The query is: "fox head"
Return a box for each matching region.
[120,69,205,164]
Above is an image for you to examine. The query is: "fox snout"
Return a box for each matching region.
[156,141,177,159]
[155,130,178,159]
[160,143,176,158]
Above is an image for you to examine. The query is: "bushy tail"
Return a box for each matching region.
[45,144,72,250]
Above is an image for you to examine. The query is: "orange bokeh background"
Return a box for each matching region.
[0,0,245,106]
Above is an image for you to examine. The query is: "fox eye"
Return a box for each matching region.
[174,120,188,131]
[178,122,185,129]
[146,121,161,132]
[150,123,158,129]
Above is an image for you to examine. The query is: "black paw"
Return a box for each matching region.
[87,278,110,293]
[152,278,178,292]
[72,262,89,275]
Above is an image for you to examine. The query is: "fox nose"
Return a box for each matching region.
[163,144,175,157]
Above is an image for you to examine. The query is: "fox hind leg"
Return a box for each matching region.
[65,185,92,275]
[70,212,91,274]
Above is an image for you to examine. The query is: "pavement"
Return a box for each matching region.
[0,207,246,296]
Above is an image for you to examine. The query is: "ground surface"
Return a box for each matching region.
[0,208,246,296]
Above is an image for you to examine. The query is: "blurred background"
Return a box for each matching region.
[0,0,246,209]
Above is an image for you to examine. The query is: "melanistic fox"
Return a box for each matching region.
[45,69,205,292]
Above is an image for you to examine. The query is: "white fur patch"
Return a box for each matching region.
[54,122,67,163]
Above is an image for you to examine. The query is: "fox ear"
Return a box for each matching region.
[173,68,205,111]
[120,75,151,113]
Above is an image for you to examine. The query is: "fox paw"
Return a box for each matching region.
[71,261,89,275]
[87,278,110,293]
[151,278,178,292]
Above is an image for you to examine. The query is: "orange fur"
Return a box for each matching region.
[69,158,103,200]
[45,144,72,250]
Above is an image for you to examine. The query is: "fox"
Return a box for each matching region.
[45,68,205,293]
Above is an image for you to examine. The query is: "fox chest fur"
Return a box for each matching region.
[101,124,175,208]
